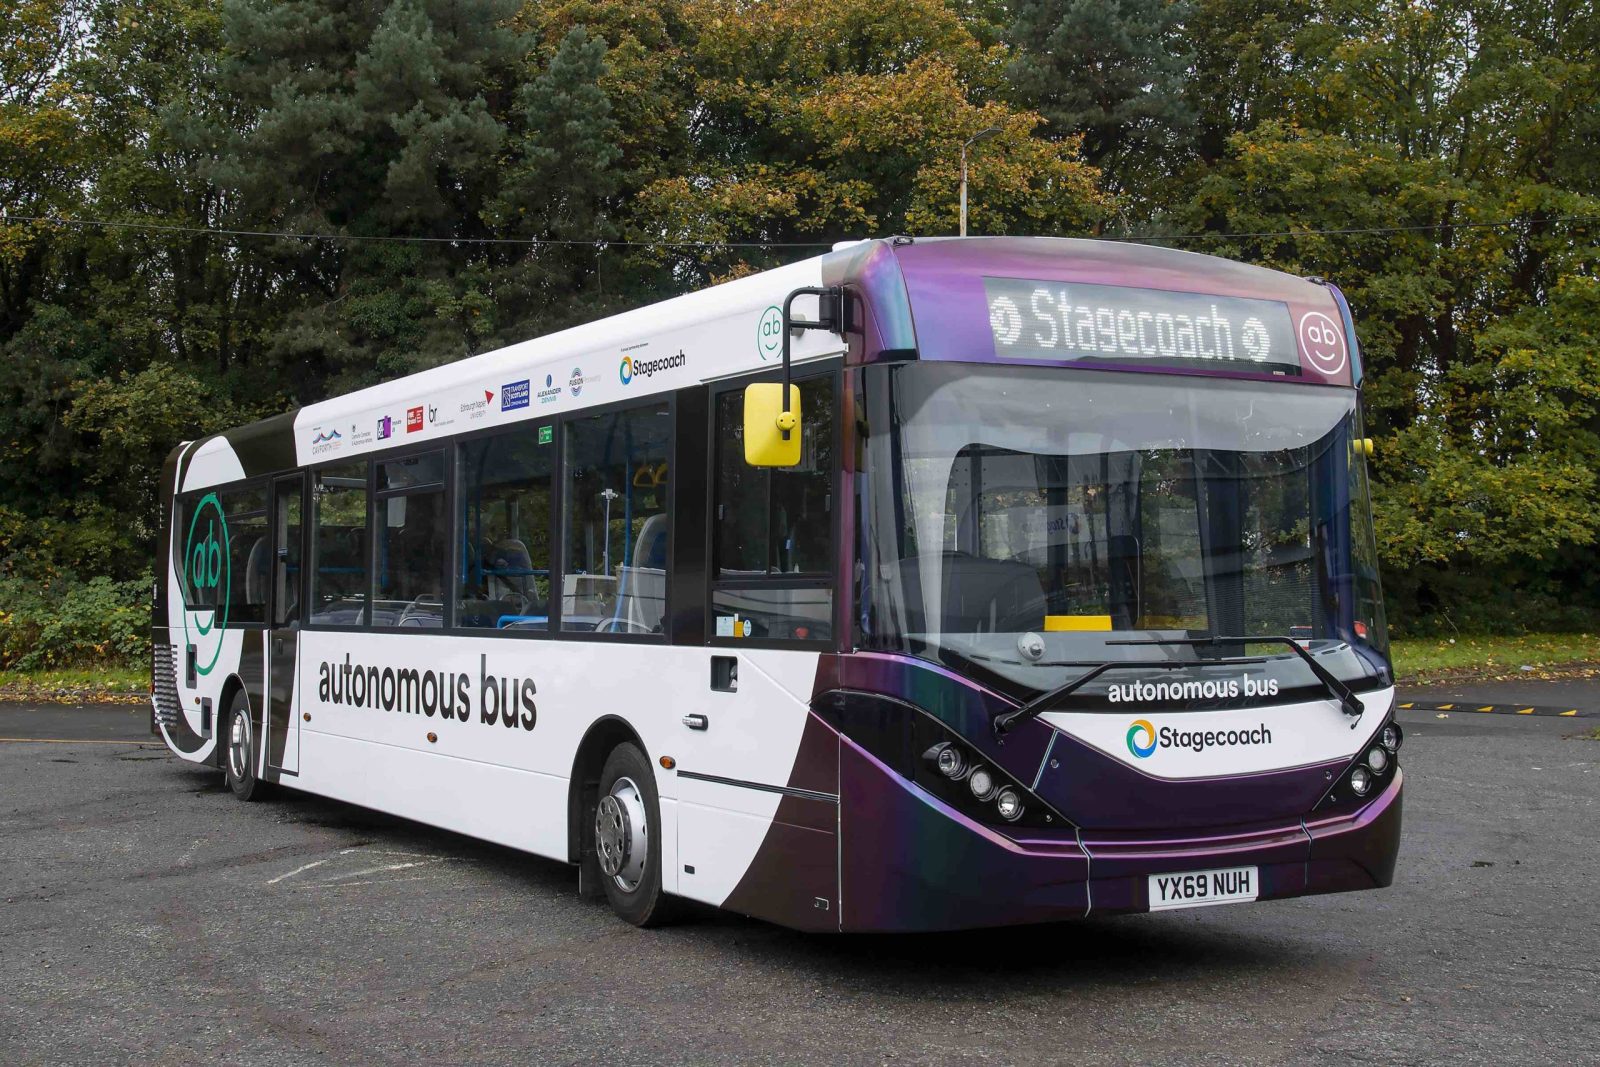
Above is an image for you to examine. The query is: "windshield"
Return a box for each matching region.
[857,362,1391,705]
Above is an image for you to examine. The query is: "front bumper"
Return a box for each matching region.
[838,735,1403,932]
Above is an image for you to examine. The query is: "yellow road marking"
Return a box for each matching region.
[0,737,162,745]
[1561,710,1579,717]
[1517,708,1535,715]
[1398,702,1414,709]
[1476,706,1494,712]
[1436,703,1455,710]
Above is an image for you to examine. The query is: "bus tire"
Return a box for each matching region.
[594,742,676,927]
[222,690,269,802]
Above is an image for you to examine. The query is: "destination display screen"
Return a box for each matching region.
[983,277,1300,373]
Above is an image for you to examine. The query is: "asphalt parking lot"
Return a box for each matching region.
[2,688,1597,1066]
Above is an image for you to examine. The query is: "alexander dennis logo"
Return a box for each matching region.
[182,493,229,678]
[1126,718,1273,759]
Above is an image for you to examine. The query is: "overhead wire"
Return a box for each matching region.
[1,212,1595,249]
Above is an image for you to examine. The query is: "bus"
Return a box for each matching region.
[151,235,1401,932]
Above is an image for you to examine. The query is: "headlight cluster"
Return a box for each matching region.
[1348,720,1402,797]
[926,742,1026,823]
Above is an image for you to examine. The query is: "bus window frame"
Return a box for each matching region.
[369,445,449,632]
[705,360,842,652]
[554,392,677,646]
[446,416,560,640]
[305,457,373,631]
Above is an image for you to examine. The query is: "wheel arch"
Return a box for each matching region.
[567,715,646,864]
[215,673,250,769]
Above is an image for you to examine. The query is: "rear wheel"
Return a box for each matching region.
[594,742,676,926]
[223,691,269,802]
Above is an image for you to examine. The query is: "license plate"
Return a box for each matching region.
[1147,866,1259,911]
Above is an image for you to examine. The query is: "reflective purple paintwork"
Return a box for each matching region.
[769,237,1401,932]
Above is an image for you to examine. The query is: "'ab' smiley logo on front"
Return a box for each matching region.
[183,493,230,678]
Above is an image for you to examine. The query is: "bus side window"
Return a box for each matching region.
[456,427,554,631]
[562,402,671,635]
[711,374,834,643]
[310,462,369,626]
[375,452,446,629]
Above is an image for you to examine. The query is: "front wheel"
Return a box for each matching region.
[594,742,676,926]
[223,692,269,802]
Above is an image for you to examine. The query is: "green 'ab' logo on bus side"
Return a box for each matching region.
[758,306,783,360]
[183,492,230,677]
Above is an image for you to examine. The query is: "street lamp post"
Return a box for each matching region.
[960,127,1000,237]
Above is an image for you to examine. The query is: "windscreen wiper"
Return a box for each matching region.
[992,653,1271,737]
[1108,635,1366,721]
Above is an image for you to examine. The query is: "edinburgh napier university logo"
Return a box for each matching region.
[183,493,230,678]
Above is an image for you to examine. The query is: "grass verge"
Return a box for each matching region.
[1390,633,1600,683]
[0,665,147,704]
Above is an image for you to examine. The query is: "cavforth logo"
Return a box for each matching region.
[311,429,341,445]
[183,493,230,678]
[1127,719,1158,758]
[758,305,784,360]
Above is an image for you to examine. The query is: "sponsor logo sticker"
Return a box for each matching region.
[620,349,688,386]
[377,415,394,440]
[502,379,530,411]
[1298,310,1348,375]
[536,373,561,405]
[406,406,424,433]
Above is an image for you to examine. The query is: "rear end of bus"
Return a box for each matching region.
[811,237,1399,931]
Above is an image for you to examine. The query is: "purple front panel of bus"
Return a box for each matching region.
[815,652,1358,833]
[832,727,1400,932]
[826,237,1356,387]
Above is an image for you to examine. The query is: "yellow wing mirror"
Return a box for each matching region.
[742,383,803,467]
[1356,438,1375,457]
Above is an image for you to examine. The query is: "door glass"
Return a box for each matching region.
[273,480,302,626]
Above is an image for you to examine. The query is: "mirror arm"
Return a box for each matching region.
[780,286,844,438]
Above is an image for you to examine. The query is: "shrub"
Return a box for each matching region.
[0,573,151,671]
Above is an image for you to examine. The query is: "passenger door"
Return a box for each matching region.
[266,474,304,777]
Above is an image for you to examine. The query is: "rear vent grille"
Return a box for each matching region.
[152,644,180,728]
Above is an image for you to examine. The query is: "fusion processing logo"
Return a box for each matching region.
[1127,719,1158,759]
[182,492,229,678]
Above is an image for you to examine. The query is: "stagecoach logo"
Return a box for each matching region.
[1127,717,1273,759]
[758,305,783,360]
[619,349,688,386]
[1298,310,1348,376]
[182,493,229,678]
[1127,719,1158,758]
